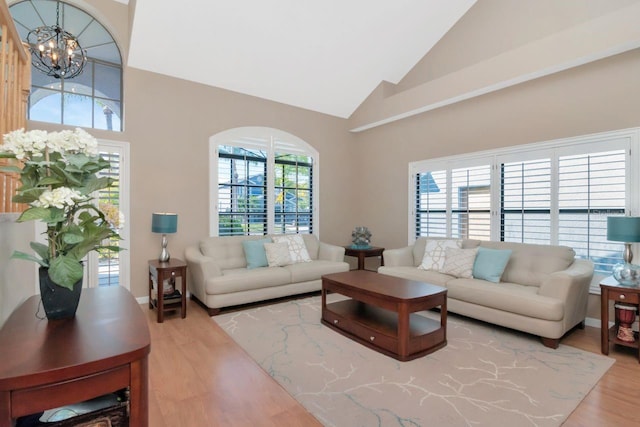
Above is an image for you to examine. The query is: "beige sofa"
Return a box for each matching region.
[185,234,349,315]
[378,237,594,348]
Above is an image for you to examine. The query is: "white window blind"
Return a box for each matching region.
[501,158,551,245]
[557,150,626,275]
[451,165,491,240]
[274,153,313,234]
[217,145,267,236]
[415,170,447,237]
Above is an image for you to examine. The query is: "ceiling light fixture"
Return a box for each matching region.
[26,1,86,79]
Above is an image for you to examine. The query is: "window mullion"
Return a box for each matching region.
[266,137,275,234]
[550,153,559,246]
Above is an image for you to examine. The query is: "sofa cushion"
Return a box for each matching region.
[206,267,292,294]
[272,234,311,263]
[242,237,272,269]
[418,239,461,271]
[264,242,293,266]
[446,278,564,321]
[441,247,478,278]
[285,260,349,283]
[472,247,512,283]
[479,241,575,286]
[200,235,254,269]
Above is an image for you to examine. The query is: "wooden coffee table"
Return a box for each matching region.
[321,270,447,361]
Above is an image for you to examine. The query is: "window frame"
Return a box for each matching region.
[409,127,640,294]
[209,127,319,237]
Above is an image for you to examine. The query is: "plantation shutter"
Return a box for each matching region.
[273,152,313,234]
[501,158,551,244]
[217,145,267,236]
[450,165,491,240]
[557,149,626,274]
[415,170,447,237]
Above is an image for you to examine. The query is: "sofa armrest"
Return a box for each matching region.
[538,259,594,328]
[318,242,346,262]
[184,246,222,300]
[383,246,415,267]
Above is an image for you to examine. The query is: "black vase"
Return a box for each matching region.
[38,267,83,320]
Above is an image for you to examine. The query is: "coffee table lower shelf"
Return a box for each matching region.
[322,299,446,361]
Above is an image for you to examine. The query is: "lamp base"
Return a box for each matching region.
[612,262,640,287]
[158,234,170,263]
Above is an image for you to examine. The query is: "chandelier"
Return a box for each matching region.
[26,1,86,79]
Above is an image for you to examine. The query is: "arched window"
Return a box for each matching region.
[210,127,319,237]
[10,0,123,131]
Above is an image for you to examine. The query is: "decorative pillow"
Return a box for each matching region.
[264,242,292,267]
[272,234,311,263]
[418,239,462,271]
[242,237,272,269]
[441,247,479,278]
[472,247,512,283]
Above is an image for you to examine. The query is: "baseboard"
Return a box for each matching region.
[585,316,602,328]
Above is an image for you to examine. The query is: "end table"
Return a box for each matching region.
[344,246,385,271]
[149,258,187,323]
[600,275,640,363]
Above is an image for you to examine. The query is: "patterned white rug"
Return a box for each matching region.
[213,294,613,427]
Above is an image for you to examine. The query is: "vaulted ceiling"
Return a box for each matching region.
[126,0,476,118]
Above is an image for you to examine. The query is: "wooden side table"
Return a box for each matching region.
[0,286,150,426]
[344,246,385,271]
[600,275,640,363]
[149,258,187,323]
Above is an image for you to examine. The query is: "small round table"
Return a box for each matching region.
[344,246,385,271]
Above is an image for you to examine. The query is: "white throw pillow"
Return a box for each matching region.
[272,235,311,263]
[441,247,478,278]
[264,242,292,267]
[418,239,462,271]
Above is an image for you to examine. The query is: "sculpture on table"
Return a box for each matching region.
[351,226,372,249]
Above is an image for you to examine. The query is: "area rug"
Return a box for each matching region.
[213,295,613,427]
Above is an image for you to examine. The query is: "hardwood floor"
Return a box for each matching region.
[146,298,640,426]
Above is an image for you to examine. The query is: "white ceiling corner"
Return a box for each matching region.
[127,0,476,118]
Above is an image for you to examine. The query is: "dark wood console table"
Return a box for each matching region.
[0,286,151,426]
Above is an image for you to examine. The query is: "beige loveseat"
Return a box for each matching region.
[378,237,594,348]
[185,234,349,315]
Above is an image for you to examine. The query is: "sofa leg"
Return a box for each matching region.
[578,320,586,329]
[207,307,221,316]
[541,337,560,349]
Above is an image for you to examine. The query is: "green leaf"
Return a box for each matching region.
[0,152,18,159]
[63,233,85,244]
[11,250,48,267]
[12,188,45,204]
[16,207,52,222]
[38,176,65,186]
[49,256,83,290]
[30,242,50,262]
[82,176,112,195]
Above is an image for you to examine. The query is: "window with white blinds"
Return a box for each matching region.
[557,150,626,274]
[410,128,639,292]
[501,158,551,245]
[211,128,318,237]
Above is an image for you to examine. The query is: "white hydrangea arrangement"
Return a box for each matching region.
[0,128,122,290]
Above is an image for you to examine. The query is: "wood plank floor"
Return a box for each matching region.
[146,298,640,426]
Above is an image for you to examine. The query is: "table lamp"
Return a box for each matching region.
[607,216,640,286]
[152,213,178,262]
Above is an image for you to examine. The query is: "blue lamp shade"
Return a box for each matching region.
[607,216,640,243]
[152,213,178,234]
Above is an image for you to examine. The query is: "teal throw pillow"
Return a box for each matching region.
[242,238,272,269]
[472,247,512,283]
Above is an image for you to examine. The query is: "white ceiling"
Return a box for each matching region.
[127,0,476,118]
